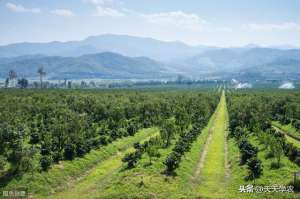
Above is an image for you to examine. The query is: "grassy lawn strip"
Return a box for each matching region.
[177,107,217,181]
[226,137,249,198]
[3,128,158,197]
[273,126,300,148]
[44,130,160,199]
[273,121,300,141]
[174,94,221,197]
[196,91,228,198]
[66,138,179,199]
[100,147,176,198]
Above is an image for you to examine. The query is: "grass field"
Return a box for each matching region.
[1,128,159,198]
[273,126,300,148]
[45,131,160,199]
[273,121,300,141]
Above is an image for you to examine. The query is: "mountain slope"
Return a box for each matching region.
[0,34,214,61]
[182,48,300,79]
[0,52,172,79]
[240,58,300,80]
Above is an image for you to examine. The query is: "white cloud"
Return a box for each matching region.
[243,22,300,31]
[143,11,207,31]
[51,9,74,17]
[83,0,125,17]
[83,0,115,6]
[6,2,41,13]
[94,5,124,17]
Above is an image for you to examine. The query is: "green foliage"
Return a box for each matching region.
[163,105,215,174]
[160,117,177,147]
[269,135,284,167]
[122,151,142,168]
[0,89,218,190]
[64,143,76,160]
[238,139,258,165]
[145,145,160,164]
[227,90,300,180]
[164,152,181,175]
[122,136,163,168]
[293,120,300,130]
[246,157,263,180]
[17,78,29,89]
[40,155,52,171]
[0,155,6,172]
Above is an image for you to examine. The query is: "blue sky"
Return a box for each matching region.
[0,0,300,47]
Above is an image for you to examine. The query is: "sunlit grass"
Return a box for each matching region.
[273,121,300,140]
[1,128,158,197]
[195,91,228,198]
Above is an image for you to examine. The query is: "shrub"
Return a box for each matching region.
[288,146,299,161]
[295,157,300,166]
[145,145,160,164]
[293,120,300,131]
[29,132,40,145]
[233,126,244,140]
[122,150,142,168]
[64,143,76,160]
[238,139,258,164]
[164,152,181,175]
[261,120,272,131]
[0,155,6,171]
[99,136,109,146]
[246,157,262,180]
[52,151,63,163]
[40,155,52,171]
[76,143,88,157]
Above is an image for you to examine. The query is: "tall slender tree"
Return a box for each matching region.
[160,118,177,147]
[4,78,9,88]
[37,67,46,88]
[8,70,17,87]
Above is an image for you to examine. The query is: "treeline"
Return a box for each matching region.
[227,90,300,179]
[0,90,218,180]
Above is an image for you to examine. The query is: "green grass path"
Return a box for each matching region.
[39,128,159,199]
[196,90,229,198]
[273,123,300,148]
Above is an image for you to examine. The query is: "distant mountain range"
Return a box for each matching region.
[0,34,214,62]
[0,52,172,79]
[0,34,300,80]
[181,48,300,78]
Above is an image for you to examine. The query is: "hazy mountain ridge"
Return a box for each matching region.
[182,47,300,79]
[0,34,214,61]
[0,52,172,79]
[1,34,300,80]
